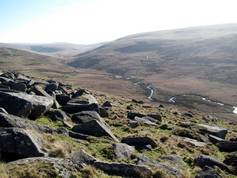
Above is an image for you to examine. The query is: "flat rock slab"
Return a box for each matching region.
[0,112,54,133]
[136,155,184,177]
[10,157,82,178]
[134,116,157,126]
[0,91,54,119]
[197,124,228,139]
[183,138,207,147]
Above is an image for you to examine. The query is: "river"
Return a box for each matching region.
[146,85,154,100]
[233,107,237,114]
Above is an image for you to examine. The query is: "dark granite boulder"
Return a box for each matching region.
[0,91,54,119]
[121,136,157,149]
[72,120,118,142]
[0,127,45,162]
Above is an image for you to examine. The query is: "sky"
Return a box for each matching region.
[0,0,237,44]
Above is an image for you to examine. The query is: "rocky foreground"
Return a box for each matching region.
[0,71,237,178]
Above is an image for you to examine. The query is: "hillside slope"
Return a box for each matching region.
[0,42,103,58]
[0,71,237,178]
[0,47,145,101]
[69,24,237,106]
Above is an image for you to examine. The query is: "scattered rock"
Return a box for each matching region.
[174,128,204,142]
[68,93,98,105]
[112,143,135,159]
[68,130,90,140]
[128,120,139,128]
[72,120,118,142]
[208,134,224,144]
[71,111,104,124]
[197,124,228,139]
[178,122,193,128]
[183,138,207,147]
[160,136,169,143]
[72,149,96,165]
[160,123,172,130]
[195,167,223,178]
[45,109,69,122]
[102,101,112,109]
[62,103,99,114]
[133,116,157,126]
[136,155,184,177]
[223,152,237,172]
[159,154,184,165]
[99,107,109,117]
[10,157,82,178]
[147,113,162,122]
[94,161,152,178]
[195,155,230,172]
[182,112,193,117]
[127,112,145,120]
[74,150,152,178]
[121,136,157,149]
[216,140,237,152]
[131,99,144,104]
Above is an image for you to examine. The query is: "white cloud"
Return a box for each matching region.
[1,0,237,44]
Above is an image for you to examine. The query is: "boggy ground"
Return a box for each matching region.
[0,71,236,178]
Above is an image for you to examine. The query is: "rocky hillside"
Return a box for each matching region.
[0,71,236,178]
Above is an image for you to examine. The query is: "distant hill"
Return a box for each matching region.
[0,47,144,100]
[0,42,103,58]
[69,24,237,105]
[0,47,78,79]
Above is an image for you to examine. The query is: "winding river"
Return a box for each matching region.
[146,85,154,100]
[168,97,176,103]
[233,107,237,114]
[168,95,237,114]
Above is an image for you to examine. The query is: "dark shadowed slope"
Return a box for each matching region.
[69,24,237,105]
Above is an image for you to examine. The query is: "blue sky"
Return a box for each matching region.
[1,0,63,31]
[0,0,237,44]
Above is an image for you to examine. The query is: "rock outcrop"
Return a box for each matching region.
[0,91,54,119]
[0,128,45,162]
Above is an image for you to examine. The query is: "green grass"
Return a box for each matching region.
[36,117,64,129]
